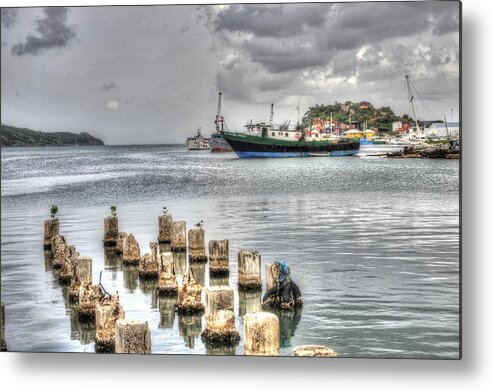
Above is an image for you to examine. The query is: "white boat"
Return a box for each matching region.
[186,127,210,150]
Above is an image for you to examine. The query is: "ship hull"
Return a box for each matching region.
[222,131,359,158]
[209,133,233,153]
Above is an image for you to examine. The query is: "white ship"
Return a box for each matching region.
[186,127,210,150]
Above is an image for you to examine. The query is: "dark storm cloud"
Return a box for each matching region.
[101,82,116,91]
[1,9,17,28]
[11,7,76,56]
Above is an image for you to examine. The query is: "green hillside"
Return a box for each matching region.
[0,124,104,147]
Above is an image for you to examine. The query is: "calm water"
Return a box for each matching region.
[0,145,460,358]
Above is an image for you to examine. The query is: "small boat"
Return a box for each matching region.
[186,127,210,150]
[309,152,330,157]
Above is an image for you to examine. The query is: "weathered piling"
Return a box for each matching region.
[176,269,204,314]
[95,295,125,353]
[158,214,173,243]
[209,239,229,275]
[244,312,280,356]
[115,232,128,254]
[201,287,240,347]
[121,234,141,265]
[138,242,159,278]
[238,249,262,290]
[238,289,262,317]
[159,296,177,328]
[157,252,178,296]
[188,228,207,262]
[78,283,104,321]
[58,245,79,283]
[103,216,119,247]
[115,319,151,354]
[178,314,202,349]
[292,345,337,357]
[170,221,187,252]
[68,256,93,302]
[1,303,6,351]
[263,262,303,310]
[51,234,67,269]
[44,218,59,250]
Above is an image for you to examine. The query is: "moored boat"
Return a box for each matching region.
[186,127,210,150]
[209,132,233,152]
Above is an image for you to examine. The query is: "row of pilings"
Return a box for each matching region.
[21,211,337,357]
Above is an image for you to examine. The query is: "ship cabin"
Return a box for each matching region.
[244,122,304,141]
[342,129,375,140]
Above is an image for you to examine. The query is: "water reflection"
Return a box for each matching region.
[266,308,302,348]
[44,250,53,272]
[159,296,177,329]
[209,274,229,287]
[123,266,139,292]
[189,263,205,287]
[206,345,237,356]
[173,252,186,276]
[238,290,262,317]
[178,314,202,349]
[104,247,121,281]
[139,278,159,309]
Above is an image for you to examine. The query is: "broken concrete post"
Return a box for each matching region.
[159,296,177,328]
[115,319,151,354]
[238,249,262,290]
[44,218,59,250]
[201,286,240,346]
[244,312,280,356]
[262,262,303,310]
[122,234,141,265]
[292,345,337,357]
[158,214,173,243]
[1,303,6,351]
[157,252,178,296]
[177,268,204,314]
[51,235,67,269]
[178,314,202,349]
[188,228,207,262]
[138,242,159,279]
[103,216,119,247]
[95,295,125,353]
[265,262,279,292]
[115,232,128,254]
[170,221,186,252]
[238,289,262,317]
[209,239,229,275]
[58,245,79,283]
[68,256,93,302]
[78,283,104,321]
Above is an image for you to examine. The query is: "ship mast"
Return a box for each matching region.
[406,75,419,130]
[216,91,223,132]
[270,103,274,129]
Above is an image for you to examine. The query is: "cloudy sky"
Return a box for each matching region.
[1,1,460,144]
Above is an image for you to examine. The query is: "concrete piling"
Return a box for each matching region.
[201,286,240,346]
[138,242,159,279]
[292,345,337,357]
[121,234,141,265]
[209,239,229,275]
[177,268,204,314]
[1,303,6,351]
[238,249,262,290]
[58,245,79,283]
[51,234,67,269]
[44,218,59,250]
[244,312,280,356]
[263,262,303,310]
[188,228,207,262]
[95,295,125,353]
[103,216,119,247]
[115,232,128,254]
[158,214,173,243]
[68,256,93,302]
[170,221,186,252]
[157,252,178,296]
[115,319,151,354]
[78,283,104,321]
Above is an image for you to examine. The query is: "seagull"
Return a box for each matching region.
[195,220,203,228]
[163,207,168,215]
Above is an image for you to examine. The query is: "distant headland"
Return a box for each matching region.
[0,124,104,147]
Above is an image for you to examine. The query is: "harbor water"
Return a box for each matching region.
[0,145,460,358]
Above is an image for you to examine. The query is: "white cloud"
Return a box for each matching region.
[107,100,119,110]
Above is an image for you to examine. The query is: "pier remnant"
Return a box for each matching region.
[1,303,6,351]
[138,242,160,278]
[171,221,187,252]
[51,235,67,269]
[238,249,262,290]
[95,295,125,353]
[58,245,79,283]
[201,286,240,346]
[157,252,178,296]
[263,261,303,310]
[121,234,141,265]
[188,228,207,262]
[158,214,173,243]
[78,283,104,321]
[115,232,128,254]
[292,345,337,357]
[103,216,119,247]
[115,319,151,354]
[44,218,59,250]
[209,239,229,275]
[177,268,204,314]
[244,312,280,356]
[68,256,93,302]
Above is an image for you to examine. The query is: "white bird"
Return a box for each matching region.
[195,220,203,228]
[163,207,168,215]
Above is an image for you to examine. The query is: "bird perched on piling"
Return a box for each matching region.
[163,207,168,215]
[195,220,203,228]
